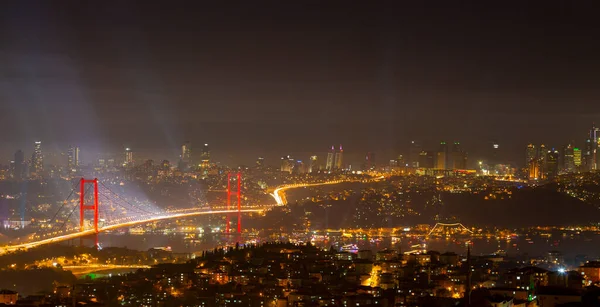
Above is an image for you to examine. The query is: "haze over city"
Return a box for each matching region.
[1,2,600,307]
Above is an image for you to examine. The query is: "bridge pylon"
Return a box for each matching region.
[80,178,99,233]
[226,172,242,234]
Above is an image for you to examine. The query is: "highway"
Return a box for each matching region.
[0,209,263,255]
[271,176,385,205]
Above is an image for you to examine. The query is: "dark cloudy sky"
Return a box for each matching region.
[0,1,598,166]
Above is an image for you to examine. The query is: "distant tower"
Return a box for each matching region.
[200,144,210,168]
[124,147,133,167]
[563,144,575,173]
[31,141,43,173]
[67,146,80,170]
[451,142,467,170]
[308,155,318,173]
[591,124,600,170]
[256,157,264,168]
[574,147,582,170]
[181,142,191,163]
[334,144,343,170]
[409,140,421,167]
[526,144,536,167]
[436,141,448,169]
[325,146,335,171]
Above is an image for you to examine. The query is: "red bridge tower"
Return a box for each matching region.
[226,172,242,234]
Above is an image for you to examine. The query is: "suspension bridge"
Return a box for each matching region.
[0,173,262,254]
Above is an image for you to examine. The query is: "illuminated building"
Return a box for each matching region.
[67,146,79,170]
[419,151,434,168]
[124,147,133,167]
[389,159,398,168]
[334,144,343,170]
[12,150,25,181]
[181,142,191,163]
[545,149,559,178]
[409,140,421,167]
[281,155,294,173]
[308,155,318,173]
[200,144,210,168]
[528,159,541,180]
[31,141,43,174]
[584,139,594,171]
[526,144,536,167]
[325,146,334,170]
[436,141,448,169]
[538,144,547,173]
[562,144,575,173]
[490,141,500,166]
[256,157,264,168]
[574,147,582,168]
[591,125,600,169]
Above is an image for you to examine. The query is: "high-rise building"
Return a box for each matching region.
[526,144,536,167]
[436,141,448,169]
[545,149,559,178]
[181,142,191,163]
[334,145,343,170]
[13,150,25,181]
[450,142,467,169]
[200,144,210,168]
[563,144,575,173]
[491,141,500,165]
[325,146,335,171]
[364,152,376,170]
[584,139,594,171]
[574,147,582,169]
[124,147,133,167]
[589,125,600,170]
[256,157,264,168]
[419,151,434,168]
[408,140,421,167]
[31,141,43,173]
[281,155,294,173]
[308,155,318,173]
[538,144,547,174]
[67,146,79,170]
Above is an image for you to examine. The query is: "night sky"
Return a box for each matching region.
[0,2,598,166]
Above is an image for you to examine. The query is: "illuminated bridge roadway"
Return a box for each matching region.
[0,209,263,255]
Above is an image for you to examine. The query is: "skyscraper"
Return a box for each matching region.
[563,144,575,173]
[574,147,582,169]
[325,146,335,171]
[124,147,133,167]
[181,142,191,163]
[13,150,25,181]
[256,157,264,168]
[584,139,594,171]
[31,141,43,174]
[590,125,600,169]
[364,152,376,170]
[450,142,467,169]
[200,144,210,168]
[281,155,294,173]
[545,148,559,178]
[408,140,421,167]
[308,155,318,173]
[526,143,536,167]
[67,146,79,170]
[436,141,448,169]
[334,144,343,170]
